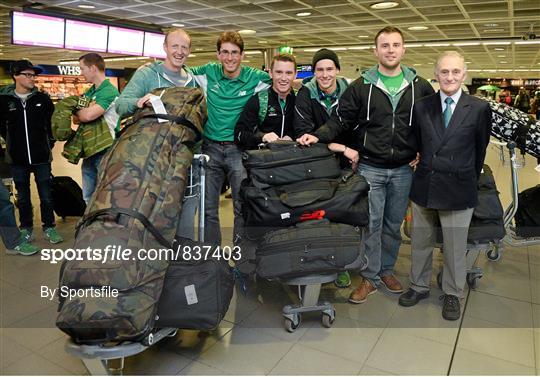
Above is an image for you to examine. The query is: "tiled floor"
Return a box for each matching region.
[0,142,539,375]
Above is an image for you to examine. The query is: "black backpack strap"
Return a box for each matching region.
[77,208,172,248]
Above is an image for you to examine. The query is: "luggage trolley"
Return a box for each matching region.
[274,236,367,333]
[489,140,540,259]
[64,154,209,376]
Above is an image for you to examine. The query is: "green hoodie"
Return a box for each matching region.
[115,61,197,118]
[303,76,349,115]
[362,64,418,111]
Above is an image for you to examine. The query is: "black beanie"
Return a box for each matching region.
[312,48,340,70]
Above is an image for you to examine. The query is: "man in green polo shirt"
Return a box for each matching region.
[190,31,271,245]
[76,53,119,203]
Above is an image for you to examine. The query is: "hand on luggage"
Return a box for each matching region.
[262,132,280,143]
[296,133,319,145]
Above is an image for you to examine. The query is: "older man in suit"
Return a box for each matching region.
[398,51,492,320]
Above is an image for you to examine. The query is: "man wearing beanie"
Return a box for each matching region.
[294,48,357,289]
[298,27,434,304]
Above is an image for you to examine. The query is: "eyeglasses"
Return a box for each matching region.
[17,72,37,79]
[219,49,241,57]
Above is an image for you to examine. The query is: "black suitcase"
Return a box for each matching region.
[515,184,540,237]
[51,176,86,218]
[256,220,366,280]
[241,173,369,237]
[243,141,341,188]
[156,238,235,330]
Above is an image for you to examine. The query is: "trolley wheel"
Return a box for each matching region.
[142,332,154,346]
[284,314,301,333]
[321,312,335,328]
[487,249,501,262]
[466,273,481,289]
[436,272,442,289]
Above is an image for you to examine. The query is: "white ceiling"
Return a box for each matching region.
[0,0,539,80]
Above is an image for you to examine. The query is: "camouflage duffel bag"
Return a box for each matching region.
[56,87,207,344]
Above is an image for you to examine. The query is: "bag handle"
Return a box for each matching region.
[277,179,339,207]
[77,208,172,248]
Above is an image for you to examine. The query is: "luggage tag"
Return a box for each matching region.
[184,284,199,305]
[148,93,168,123]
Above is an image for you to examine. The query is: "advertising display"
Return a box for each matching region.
[65,19,108,52]
[143,32,166,59]
[11,11,65,48]
[107,26,144,56]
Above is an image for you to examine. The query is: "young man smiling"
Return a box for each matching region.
[234,53,297,150]
[298,27,434,304]
[190,31,271,246]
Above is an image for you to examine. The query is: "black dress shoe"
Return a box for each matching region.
[441,294,461,321]
[398,288,429,307]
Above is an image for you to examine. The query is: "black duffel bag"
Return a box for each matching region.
[241,173,369,238]
[256,220,366,280]
[156,238,235,330]
[243,141,341,188]
[515,184,540,237]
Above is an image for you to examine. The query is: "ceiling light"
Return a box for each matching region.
[348,46,372,50]
[498,69,512,72]
[452,42,480,46]
[195,48,202,51]
[515,69,528,72]
[515,40,540,45]
[239,29,256,34]
[483,29,504,33]
[404,43,423,47]
[304,48,321,52]
[357,35,369,38]
[484,23,499,27]
[370,2,399,9]
[59,60,79,65]
[243,59,251,62]
[244,50,262,54]
[172,23,185,27]
[465,61,471,63]
[499,61,508,63]
[258,41,268,44]
[424,43,450,47]
[408,26,428,31]
[413,63,422,66]
[78,4,95,9]
[494,48,505,51]
[296,12,311,16]
[332,47,347,51]
[468,69,482,72]
[497,55,506,57]
[188,54,196,57]
[483,41,511,45]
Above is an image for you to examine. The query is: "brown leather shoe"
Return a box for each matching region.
[348,279,377,304]
[381,274,403,293]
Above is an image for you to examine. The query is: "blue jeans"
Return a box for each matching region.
[201,140,246,245]
[176,162,199,240]
[11,163,55,229]
[82,149,108,203]
[0,182,21,249]
[357,163,413,286]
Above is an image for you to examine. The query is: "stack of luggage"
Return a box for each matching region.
[56,87,234,345]
[240,141,370,280]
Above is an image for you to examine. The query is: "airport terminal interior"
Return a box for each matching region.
[1,0,540,375]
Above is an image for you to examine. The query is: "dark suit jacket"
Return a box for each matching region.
[409,91,492,210]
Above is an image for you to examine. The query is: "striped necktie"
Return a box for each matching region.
[443,97,454,128]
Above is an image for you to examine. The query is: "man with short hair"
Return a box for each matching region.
[0,60,63,244]
[76,53,119,203]
[116,28,199,240]
[294,48,357,288]
[234,53,296,150]
[399,51,491,321]
[298,27,434,304]
[190,31,271,245]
